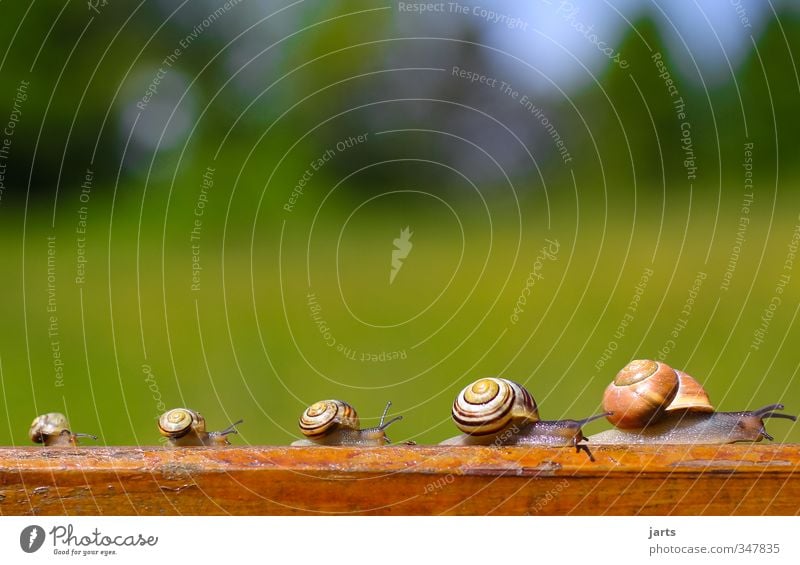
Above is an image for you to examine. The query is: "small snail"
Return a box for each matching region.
[29,413,97,446]
[158,408,243,446]
[291,399,402,446]
[589,359,797,444]
[440,378,609,461]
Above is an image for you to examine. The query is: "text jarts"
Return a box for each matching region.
[649,527,676,539]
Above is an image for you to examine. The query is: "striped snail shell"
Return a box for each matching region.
[29,412,96,446]
[452,377,539,436]
[158,408,205,439]
[299,400,359,439]
[293,399,402,446]
[443,377,608,460]
[158,407,242,446]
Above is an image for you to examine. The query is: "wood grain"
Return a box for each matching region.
[1,445,799,515]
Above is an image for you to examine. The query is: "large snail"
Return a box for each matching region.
[440,378,609,460]
[158,408,243,446]
[29,413,97,446]
[589,359,796,444]
[291,399,402,446]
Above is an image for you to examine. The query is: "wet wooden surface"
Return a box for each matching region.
[1,445,799,515]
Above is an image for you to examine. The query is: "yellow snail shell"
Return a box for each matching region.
[158,408,205,439]
[158,408,242,446]
[29,412,96,446]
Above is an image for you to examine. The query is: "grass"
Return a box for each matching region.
[1,182,799,446]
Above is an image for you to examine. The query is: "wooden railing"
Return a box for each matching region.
[1,444,798,515]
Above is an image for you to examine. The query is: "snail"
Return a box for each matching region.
[439,378,609,461]
[291,399,402,446]
[589,359,796,444]
[158,408,243,446]
[29,413,97,446]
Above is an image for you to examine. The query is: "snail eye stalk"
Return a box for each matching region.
[377,401,403,443]
[760,412,796,422]
[576,412,613,426]
[218,419,244,437]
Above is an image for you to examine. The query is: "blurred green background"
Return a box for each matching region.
[0,0,798,445]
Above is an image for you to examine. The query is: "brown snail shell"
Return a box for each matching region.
[668,370,714,413]
[602,360,713,429]
[591,360,796,445]
[452,377,539,436]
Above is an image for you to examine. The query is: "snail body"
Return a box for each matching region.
[589,359,796,444]
[291,400,402,446]
[158,408,243,447]
[29,413,97,446]
[440,378,608,461]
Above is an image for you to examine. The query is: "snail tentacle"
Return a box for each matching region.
[215,419,244,437]
[576,412,613,426]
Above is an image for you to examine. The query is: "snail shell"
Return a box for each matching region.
[293,400,402,446]
[158,408,205,439]
[602,360,712,429]
[158,407,241,446]
[591,359,796,444]
[299,400,359,439]
[452,377,539,436]
[29,412,96,446]
[29,413,71,444]
[443,377,607,460]
[670,370,714,412]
